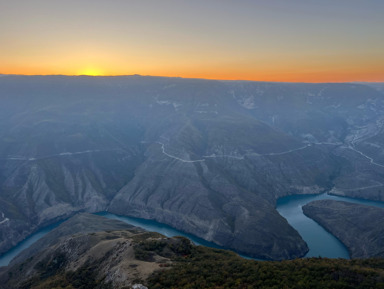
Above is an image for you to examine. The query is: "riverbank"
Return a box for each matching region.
[2,192,384,267]
[303,200,384,258]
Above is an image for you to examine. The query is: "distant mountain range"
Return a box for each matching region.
[1,75,384,260]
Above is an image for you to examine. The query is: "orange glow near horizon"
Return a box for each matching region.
[1,48,383,83]
[1,66,383,83]
[2,43,382,83]
[1,1,383,84]
[77,68,105,76]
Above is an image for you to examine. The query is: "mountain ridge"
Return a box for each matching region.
[1,75,384,259]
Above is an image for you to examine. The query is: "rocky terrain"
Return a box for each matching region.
[0,213,188,289]
[1,75,384,259]
[1,214,384,289]
[303,200,384,258]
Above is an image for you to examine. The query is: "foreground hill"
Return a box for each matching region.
[303,200,384,258]
[1,76,384,259]
[0,213,185,289]
[1,214,384,289]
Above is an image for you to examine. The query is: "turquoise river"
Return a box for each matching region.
[1,193,384,267]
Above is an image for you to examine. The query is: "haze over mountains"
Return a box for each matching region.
[1,75,384,260]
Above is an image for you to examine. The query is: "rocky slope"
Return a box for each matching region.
[7,213,139,266]
[0,213,188,289]
[303,200,384,258]
[1,214,384,289]
[1,75,384,259]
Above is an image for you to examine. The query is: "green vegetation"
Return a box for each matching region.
[149,246,384,289]
[19,254,112,289]
[134,236,193,261]
[5,229,384,289]
[20,265,113,289]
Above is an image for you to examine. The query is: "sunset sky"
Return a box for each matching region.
[1,0,383,82]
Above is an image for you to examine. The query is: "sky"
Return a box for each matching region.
[0,0,383,82]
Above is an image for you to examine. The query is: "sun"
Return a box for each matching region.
[78,68,104,76]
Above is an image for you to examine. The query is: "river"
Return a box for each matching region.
[96,212,226,250]
[1,193,384,266]
[276,193,384,258]
[0,222,63,267]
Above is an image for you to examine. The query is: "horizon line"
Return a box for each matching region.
[0,73,383,84]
